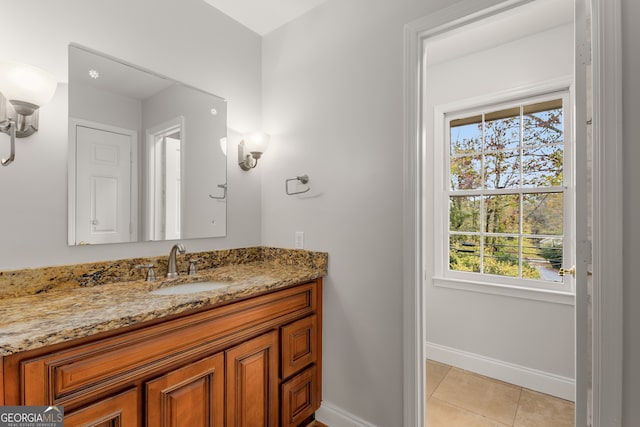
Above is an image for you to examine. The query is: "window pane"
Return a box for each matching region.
[483,236,519,277]
[523,105,563,147]
[449,235,480,273]
[484,150,520,189]
[523,193,563,235]
[484,195,520,233]
[450,122,482,155]
[522,145,563,187]
[450,196,480,232]
[523,237,563,283]
[484,109,520,151]
[445,96,568,286]
[451,155,482,190]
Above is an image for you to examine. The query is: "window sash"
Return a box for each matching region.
[443,92,570,291]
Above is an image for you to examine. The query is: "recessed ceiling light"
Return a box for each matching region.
[89,69,99,79]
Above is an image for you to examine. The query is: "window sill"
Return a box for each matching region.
[432,276,575,305]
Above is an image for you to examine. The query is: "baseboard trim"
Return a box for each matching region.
[315,401,378,427]
[426,341,575,402]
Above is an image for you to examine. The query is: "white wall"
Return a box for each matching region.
[424,25,575,390]
[69,82,142,131]
[142,84,228,239]
[263,0,640,424]
[621,0,640,424]
[0,0,263,269]
[262,0,451,425]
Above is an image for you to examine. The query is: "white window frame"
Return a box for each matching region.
[433,85,576,304]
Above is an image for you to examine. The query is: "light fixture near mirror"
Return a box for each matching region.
[0,61,57,166]
[238,131,270,170]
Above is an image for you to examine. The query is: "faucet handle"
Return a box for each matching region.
[188,258,201,276]
[136,264,156,282]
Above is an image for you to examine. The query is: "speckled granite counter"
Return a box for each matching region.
[0,247,327,356]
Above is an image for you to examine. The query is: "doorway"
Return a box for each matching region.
[145,117,184,241]
[403,1,623,426]
[424,2,577,424]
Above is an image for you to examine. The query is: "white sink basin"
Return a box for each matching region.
[150,281,230,296]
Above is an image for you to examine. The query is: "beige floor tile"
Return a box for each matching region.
[427,397,510,427]
[426,360,451,397]
[513,389,574,427]
[432,368,521,425]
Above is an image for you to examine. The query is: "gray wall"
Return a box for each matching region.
[261,0,449,424]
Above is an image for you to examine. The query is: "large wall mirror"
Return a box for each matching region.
[68,44,227,246]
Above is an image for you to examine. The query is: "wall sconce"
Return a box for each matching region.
[0,61,57,166]
[238,132,270,170]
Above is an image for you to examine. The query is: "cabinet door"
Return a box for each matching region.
[226,331,279,427]
[64,388,139,427]
[146,353,224,427]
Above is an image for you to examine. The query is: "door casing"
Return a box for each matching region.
[402,0,623,425]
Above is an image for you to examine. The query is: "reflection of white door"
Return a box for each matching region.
[76,125,132,244]
[146,117,184,241]
[164,136,181,240]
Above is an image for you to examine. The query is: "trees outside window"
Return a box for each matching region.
[447,97,566,284]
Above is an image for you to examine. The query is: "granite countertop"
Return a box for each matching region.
[0,248,327,356]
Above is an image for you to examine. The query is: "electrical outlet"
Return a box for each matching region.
[295,231,304,249]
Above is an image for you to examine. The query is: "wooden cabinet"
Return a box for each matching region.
[226,331,279,427]
[64,388,139,427]
[146,353,224,427]
[281,315,317,379]
[280,315,321,427]
[1,279,322,427]
[281,366,319,427]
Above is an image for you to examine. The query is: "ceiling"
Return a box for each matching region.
[425,0,574,66]
[203,0,329,36]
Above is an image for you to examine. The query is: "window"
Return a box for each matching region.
[443,92,572,292]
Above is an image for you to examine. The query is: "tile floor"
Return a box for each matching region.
[426,360,575,427]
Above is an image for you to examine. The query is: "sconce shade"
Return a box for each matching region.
[242,132,270,158]
[0,61,57,115]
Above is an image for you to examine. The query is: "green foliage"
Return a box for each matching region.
[448,102,564,282]
[450,251,541,279]
[539,239,563,269]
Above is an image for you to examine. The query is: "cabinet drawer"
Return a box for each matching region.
[281,315,317,379]
[21,282,316,405]
[281,365,319,427]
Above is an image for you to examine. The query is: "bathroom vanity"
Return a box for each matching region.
[0,247,326,427]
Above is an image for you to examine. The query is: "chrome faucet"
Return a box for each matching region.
[167,243,186,278]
